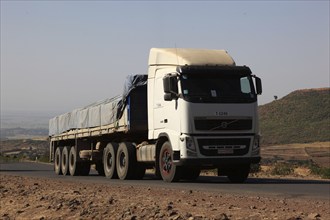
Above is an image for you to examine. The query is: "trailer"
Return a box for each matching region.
[49,48,262,182]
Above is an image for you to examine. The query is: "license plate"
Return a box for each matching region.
[217,149,234,154]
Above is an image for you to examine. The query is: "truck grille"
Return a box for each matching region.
[194,118,252,131]
[197,138,250,156]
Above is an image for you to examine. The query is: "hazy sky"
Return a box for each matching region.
[1,1,329,114]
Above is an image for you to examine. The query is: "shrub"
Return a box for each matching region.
[309,163,330,179]
[271,162,294,176]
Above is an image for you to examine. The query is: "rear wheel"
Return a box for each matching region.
[69,146,90,176]
[69,146,79,176]
[61,146,69,175]
[159,141,181,182]
[103,143,118,179]
[116,142,137,180]
[54,147,62,175]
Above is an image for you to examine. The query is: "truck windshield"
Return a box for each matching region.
[180,73,257,103]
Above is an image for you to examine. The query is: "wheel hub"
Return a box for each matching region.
[120,152,126,167]
[107,153,113,167]
[162,151,172,174]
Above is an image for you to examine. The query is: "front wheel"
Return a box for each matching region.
[159,141,181,182]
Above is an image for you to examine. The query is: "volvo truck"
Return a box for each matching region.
[49,48,262,182]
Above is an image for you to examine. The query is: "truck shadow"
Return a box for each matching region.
[0,169,52,172]
[189,176,330,184]
[139,174,330,184]
[1,163,329,184]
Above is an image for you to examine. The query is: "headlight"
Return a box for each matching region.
[186,137,196,151]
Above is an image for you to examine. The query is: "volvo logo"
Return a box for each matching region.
[220,122,228,128]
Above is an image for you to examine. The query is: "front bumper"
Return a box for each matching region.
[174,156,261,166]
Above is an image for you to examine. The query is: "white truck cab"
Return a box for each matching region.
[147,48,262,182]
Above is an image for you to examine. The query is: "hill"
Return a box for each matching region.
[259,88,330,146]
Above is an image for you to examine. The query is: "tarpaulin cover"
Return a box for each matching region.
[49,74,147,136]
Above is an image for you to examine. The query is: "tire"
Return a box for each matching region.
[159,141,181,182]
[69,146,79,176]
[103,143,118,179]
[61,146,69,175]
[116,142,137,180]
[227,164,250,183]
[69,146,90,176]
[54,147,62,175]
[181,166,201,181]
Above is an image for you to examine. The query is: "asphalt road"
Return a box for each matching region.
[1,162,329,200]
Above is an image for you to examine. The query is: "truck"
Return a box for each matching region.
[49,48,262,183]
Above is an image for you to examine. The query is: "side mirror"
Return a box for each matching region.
[163,74,178,101]
[255,77,262,95]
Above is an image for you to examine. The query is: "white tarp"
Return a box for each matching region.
[49,116,59,136]
[48,96,120,136]
[49,74,147,136]
[77,108,89,129]
[101,100,117,126]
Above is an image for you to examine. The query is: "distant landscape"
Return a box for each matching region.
[1,87,329,143]
[259,88,329,145]
[0,128,48,140]
[0,110,55,129]
[0,111,52,139]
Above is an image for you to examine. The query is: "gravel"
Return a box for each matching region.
[0,174,329,220]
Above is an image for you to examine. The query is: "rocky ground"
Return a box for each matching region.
[0,174,329,220]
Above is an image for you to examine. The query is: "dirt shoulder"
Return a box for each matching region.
[261,142,330,168]
[1,174,329,220]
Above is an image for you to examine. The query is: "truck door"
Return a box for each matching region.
[153,70,181,136]
[153,75,166,130]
